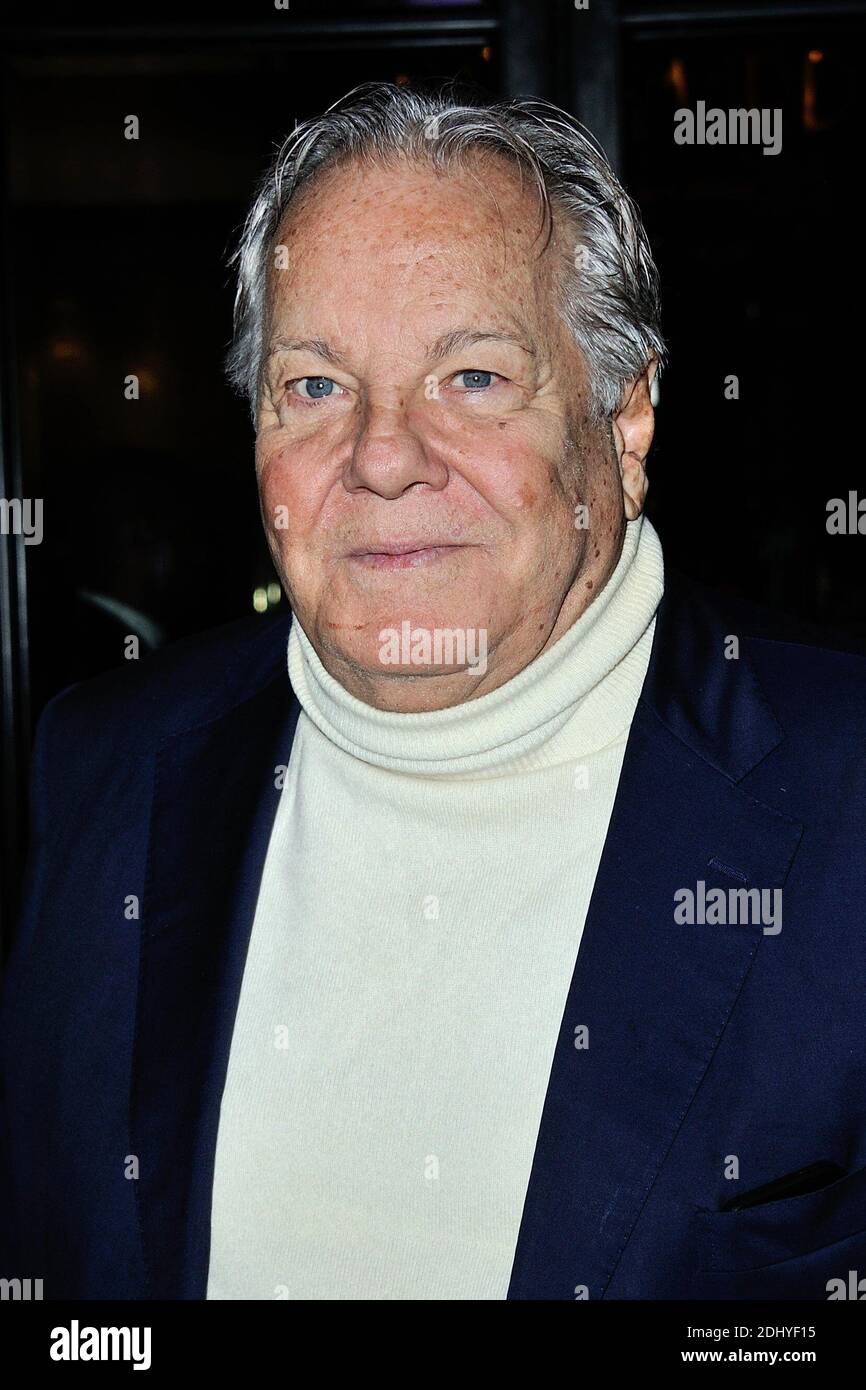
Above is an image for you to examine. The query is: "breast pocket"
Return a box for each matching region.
[696,1160,866,1277]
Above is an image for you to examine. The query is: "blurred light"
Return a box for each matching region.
[481,45,492,62]
[395,74,410,86]
[266,582,282,605]
[49,337,84,363]
[663,57,689,107]
[253,587,268,613]
[803,51,826,131]
[134,367,159,394]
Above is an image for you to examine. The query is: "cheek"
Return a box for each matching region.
[256,444,327,542]
[489,462,574,551]
[518,479,538,509]
[255,441,284,499]
[464,429,556,519]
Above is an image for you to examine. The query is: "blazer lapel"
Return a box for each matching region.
[131,619,300,1299]
[506,571,804,1299]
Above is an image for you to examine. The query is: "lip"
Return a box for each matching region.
[347,540,459,556]
[347,544,466,571]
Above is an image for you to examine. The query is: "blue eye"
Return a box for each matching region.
[295,376,337,399]
[456,370,494,390]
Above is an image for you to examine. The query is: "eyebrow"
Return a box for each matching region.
[427,327,537,363]
[265,327,537,369]
[267,337,349,369]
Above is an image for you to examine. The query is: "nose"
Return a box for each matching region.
[345,396,448,499]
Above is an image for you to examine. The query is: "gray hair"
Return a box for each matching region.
[226,81,666,423]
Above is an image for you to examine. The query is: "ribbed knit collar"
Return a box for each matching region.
[286,514,664,779]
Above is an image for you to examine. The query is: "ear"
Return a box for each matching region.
[611,359,657,521]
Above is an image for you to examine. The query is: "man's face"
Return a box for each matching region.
[256,154,652,711]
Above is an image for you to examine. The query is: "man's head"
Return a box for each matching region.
[227,83,665,712]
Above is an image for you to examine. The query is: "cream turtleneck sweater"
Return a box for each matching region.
[206,515,664,1301]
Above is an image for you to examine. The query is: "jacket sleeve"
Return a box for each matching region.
[0,683,79,1275]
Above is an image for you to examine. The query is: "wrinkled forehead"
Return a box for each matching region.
[264,152,573,346]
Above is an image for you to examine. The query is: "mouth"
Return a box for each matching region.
[347,544,466,571]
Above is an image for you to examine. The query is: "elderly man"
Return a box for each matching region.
[1,83,865,1303]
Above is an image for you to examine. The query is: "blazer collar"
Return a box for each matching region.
[642,565,784,781]
[131,572,802,1298]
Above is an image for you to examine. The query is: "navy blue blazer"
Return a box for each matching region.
[1,568,865,1300]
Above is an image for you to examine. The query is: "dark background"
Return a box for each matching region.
[2,0,865,955]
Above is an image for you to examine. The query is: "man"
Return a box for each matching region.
[1,82,865,1301]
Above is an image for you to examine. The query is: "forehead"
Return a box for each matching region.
[266,153,568,342]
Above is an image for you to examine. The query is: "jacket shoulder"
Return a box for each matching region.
[37,609,293,756]
[666,567,866,736]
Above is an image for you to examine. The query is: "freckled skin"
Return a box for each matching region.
[255,152,656,712]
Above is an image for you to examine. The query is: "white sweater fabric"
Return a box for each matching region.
[206,514,665,1300]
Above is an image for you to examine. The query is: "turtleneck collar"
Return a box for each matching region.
[286,514,664,780]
